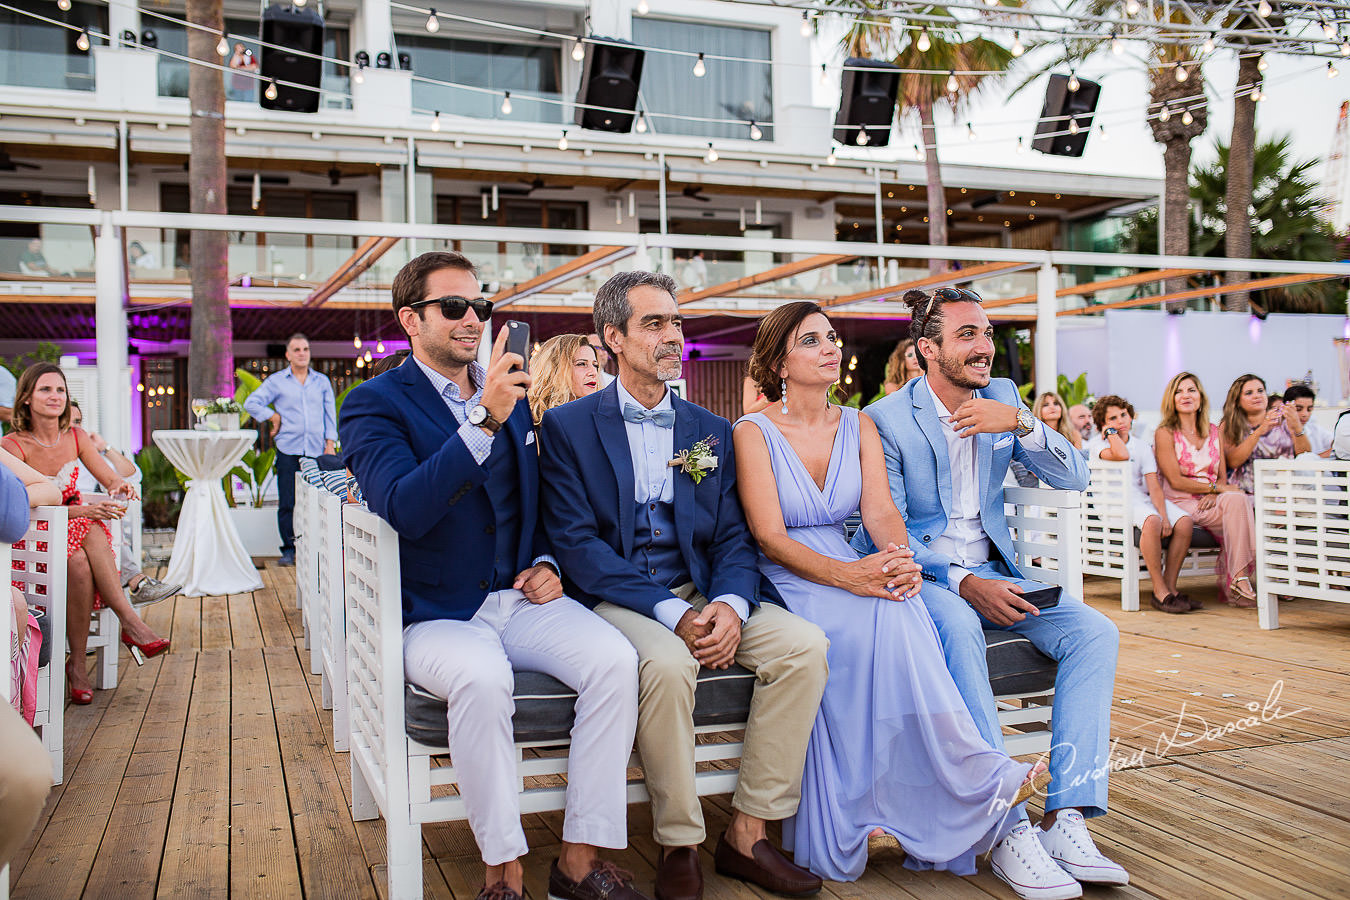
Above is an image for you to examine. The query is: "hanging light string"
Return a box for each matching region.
[0,0,1324,153]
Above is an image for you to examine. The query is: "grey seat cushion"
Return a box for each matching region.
[404,629,1056,746]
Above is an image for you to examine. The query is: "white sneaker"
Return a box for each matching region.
[990,822,1082,900]
[1037,811,1130,885]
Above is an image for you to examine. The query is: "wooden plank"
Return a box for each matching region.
[83,652,196,899]
[677,254,855,305]
[1058,272,1343,316]
[157,650,231,900]
[263,645,378,899]
[981,268,1205,309]
[14,654,163,899]
[229,647,303,898]
[254,567,298,648]
[819,261,1031,309]
[199,596,232,650]
[169,595,201,653]
[489,245,633,307]
[228,591,265,649]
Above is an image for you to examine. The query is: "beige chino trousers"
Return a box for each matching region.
[596,586,828,847]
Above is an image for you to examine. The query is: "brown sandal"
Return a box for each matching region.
[1226,577,1258,608]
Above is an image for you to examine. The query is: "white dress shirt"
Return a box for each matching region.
[614,379,749,630]
[925,378,1046,593]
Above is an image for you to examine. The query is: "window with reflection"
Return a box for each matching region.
[399,35,563,124]
[0,0,105,91]
[631,19,772,141]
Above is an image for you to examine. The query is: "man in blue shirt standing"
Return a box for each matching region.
[244,333,336,565]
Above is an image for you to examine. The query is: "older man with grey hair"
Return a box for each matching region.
[539,270,829,900]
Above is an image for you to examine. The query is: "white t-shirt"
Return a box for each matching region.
[1303,421,1333,457]
[1334,412,1350,461]
[1087,432,1156,506]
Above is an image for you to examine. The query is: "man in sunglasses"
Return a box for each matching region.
[852,287,1126,900]
[339,251,647,900]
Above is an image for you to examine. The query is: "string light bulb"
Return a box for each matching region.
[1158,104,1171,122]
[1202,32,1214,54]
[425,8,439,32]
[265,80,278,100]
[1111,32,1123,54]
[800,11,812,37]
[1125,0,1140,15]
[57,0,70,9]
[572,39,585,62]
[558,130,568,150]
[355,357,364,370]
[946,70,958,93]
[1181,108,1193,125]
[376,340,385,353]
[1330,61,1341,79]
[637,0,649,12]
[819,63,829,86]
[1257,54,1269,72]
[635,111,648,133]
[1322,18,1336,40]
[1257,0,1271,16]
[217,33,229,56]
[1067,72,1080,92]
[293,0,305,6]
[1341,39,1350,56]
[966,121,976,141]
[1068,117,1080,135]
[76,28,90,51]
[692,53,706,77]
[1098,124,1108,141]
[826,148,837,165]
[856,125,869,145]
[917,28,931,52]
[1011,31,1024,57]
[353,333,362,349]
[704,142,718,163]
[363,349,373,363]
[1250,86,1263,101]
[913,142,923,160]
[354,63,365,84]
[749,121,762,141]
[500,91,512,115]
[1017,135,1026,153]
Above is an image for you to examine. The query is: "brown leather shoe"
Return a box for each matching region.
[1177,592,1203,610]
[654,847,702,900]
[549,859,651,900]
[1150,593,1190,614]
[713,834,821,897]
[476,881,524,900]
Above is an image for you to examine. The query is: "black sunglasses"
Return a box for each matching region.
[933,286,983,303]
[409,295,494,321]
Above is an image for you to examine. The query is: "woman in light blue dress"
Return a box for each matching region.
[732,303,1038,882]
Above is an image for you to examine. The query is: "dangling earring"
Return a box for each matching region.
[780,379,789,415]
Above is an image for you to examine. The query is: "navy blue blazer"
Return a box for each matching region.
[538,382,780,618]
[338,355,546,623]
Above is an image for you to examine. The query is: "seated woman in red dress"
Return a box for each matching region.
[3,363,169,703]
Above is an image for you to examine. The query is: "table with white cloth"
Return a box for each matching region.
[153,429,264,597]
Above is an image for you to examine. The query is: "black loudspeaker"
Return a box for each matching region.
[260,3,324,113]
[574,38,644,132]
[1031,73,1101,157]
[833,58,899,147]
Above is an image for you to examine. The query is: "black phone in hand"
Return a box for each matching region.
[504,320,530,373]
[1021,586,1061,610]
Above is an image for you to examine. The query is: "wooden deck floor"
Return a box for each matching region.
[10,562,1350,900]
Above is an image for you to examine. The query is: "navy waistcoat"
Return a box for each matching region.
[631,498,690,590]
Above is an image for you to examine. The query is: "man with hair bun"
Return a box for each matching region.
[853,287,1127,900]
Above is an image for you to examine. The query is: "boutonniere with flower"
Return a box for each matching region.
[669,435,719,484]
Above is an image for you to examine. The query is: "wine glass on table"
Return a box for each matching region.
[191,397,209,429]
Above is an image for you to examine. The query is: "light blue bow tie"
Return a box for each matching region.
[623,402,675,428]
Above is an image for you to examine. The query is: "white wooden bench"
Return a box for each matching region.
[1254,458,1350,629]
[1079,458,1221,610]
[10,505,69,785]
[2,528,9,900]
[341,485,1079,900]
[316,489,349,752]
[294,473,320,671]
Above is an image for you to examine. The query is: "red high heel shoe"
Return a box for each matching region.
[65,660,93,705]
[122,633,170,665]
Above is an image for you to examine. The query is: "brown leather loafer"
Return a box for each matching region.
[713,834,821,897]
[1177,592,1202,610]
[654,846,702,900]
[1150,593,1190,614]
[549,859,651,900]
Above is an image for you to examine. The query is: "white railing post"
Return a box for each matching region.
[95,212,130,452]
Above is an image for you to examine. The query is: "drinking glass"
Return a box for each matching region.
[191,397,209,429]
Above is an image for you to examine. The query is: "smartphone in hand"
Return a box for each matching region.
[1021,585,1061,610]
[504,320,531,374]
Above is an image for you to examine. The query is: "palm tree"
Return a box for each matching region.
[1191,135,1343,314]
[186,0,233,400]
[831,4,1014,274]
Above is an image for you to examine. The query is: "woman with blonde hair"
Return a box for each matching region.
[1153,372,1258,607]
[1032,392,1083,451]
[527,334,600,424]
[881,338,923,394]
[3,363,169,702]
[1219,373,1307,494]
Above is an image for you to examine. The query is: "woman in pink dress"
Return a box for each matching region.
[1153,372,1258,607]
[3,363,169,703]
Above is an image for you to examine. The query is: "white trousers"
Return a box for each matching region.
[403,590,639,865]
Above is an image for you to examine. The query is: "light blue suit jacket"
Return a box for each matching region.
[851,376,1088,585]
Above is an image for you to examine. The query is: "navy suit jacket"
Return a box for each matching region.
[338,355,546,623]
[538,382,780,618]
[852,376,1089,584]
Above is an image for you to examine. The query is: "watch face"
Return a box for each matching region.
[468,405,486,425]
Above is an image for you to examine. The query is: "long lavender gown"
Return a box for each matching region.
[737,408,1029,881]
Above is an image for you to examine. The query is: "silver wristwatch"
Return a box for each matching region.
[467,404,502,434]
[1013,407,1036,439]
